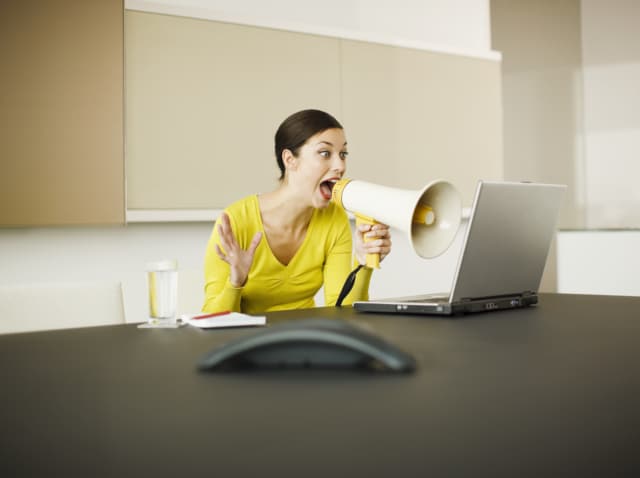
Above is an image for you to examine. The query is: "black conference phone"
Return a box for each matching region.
[197,318,416,373]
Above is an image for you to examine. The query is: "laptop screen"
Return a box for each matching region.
[449,181,566,302]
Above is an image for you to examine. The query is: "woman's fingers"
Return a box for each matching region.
[364,224,392,261]
[353,222,393,265]
[216,214,263,266]
[363,224,389,238]
[247,232,263,257]
[218,213,231,238]
[217,213,238,255]
[364,239,391,253]
[214,244,228,263]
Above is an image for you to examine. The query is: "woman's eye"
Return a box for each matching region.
[340,151,349,160]
[319,151,330,158]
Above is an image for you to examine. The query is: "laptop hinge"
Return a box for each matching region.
[460,291,537,302]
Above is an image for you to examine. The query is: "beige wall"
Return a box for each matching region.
[490,0,584,291]
[126,11,503,211]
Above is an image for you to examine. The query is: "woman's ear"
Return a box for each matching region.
[282,149,298,172]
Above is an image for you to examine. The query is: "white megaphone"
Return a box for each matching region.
[331,178,462,268]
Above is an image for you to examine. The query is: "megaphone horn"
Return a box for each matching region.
[331,178,462,268]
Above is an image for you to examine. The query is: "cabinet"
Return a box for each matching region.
[1,6,502,225]
[125,12,341,210]
[0,0,124,226]
[125,11,503,212]
[341,39,503,205]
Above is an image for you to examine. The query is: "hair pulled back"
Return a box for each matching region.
[274,109,343,180]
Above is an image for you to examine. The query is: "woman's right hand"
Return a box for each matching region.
[215,212,262,288]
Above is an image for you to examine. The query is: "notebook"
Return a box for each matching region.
[353,180,566,316]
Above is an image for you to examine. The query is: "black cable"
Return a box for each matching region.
[335,264,364,307]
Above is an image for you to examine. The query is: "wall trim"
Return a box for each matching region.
[125,0,502,62]
[126,207,471,223]
[126,209,220,223]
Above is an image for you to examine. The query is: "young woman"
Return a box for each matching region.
[202,109,392,314]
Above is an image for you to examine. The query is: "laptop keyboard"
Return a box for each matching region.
[404,295,448,304]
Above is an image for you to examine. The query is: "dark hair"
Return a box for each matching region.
[274,109,343,180]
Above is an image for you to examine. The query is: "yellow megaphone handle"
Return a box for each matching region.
[355,213,380,269]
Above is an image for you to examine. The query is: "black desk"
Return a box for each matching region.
[1,293,640,477]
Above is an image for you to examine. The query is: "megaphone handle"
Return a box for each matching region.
[355,213,380,269]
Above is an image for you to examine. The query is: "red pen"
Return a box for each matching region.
[191,311,231,320]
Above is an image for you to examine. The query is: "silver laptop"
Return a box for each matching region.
[353,180,567,316]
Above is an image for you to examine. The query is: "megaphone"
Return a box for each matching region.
[331,178,462,268]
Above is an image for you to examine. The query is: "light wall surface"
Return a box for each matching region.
[0,221,470,324]
[490,0,584,292]
[491,0,640,296]
[558,231,640,296]
[491,0,585,230]
[0,224,212,324]
[581,0,640,228]
[555,0,640,297]
[492,0,640,231]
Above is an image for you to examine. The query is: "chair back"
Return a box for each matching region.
[0,281,125,334]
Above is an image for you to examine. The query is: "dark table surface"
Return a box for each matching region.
[1,293,639,477]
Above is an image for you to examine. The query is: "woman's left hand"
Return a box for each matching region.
[354,222,392,266]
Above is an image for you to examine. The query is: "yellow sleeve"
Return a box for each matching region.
[323,214,373,306]
[202,210,243,313]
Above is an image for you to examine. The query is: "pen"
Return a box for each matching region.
[191,311,231,320]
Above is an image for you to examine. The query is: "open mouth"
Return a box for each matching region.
[320,179,337,201]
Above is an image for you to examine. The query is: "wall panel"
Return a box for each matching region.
[125,10,502,211]
[0,0,124,226]
[341,39,503,205]
[125,11,341,209]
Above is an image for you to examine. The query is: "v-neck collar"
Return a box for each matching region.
[253,194,317,268]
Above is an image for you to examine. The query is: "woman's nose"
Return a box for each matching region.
[332,155,346,173]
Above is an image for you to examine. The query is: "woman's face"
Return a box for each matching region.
[286,128,348,208]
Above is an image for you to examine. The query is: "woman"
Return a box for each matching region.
[202,109,392,314]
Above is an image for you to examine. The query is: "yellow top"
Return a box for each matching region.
[202,195,372,314]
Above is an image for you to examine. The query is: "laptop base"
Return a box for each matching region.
[353,293,538,316]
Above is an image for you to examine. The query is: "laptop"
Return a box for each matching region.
[353,180,567,316]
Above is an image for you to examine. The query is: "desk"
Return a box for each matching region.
[1,293,639,477]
